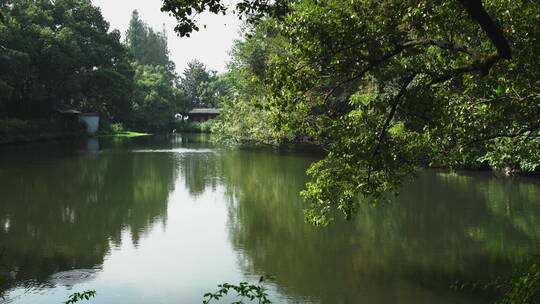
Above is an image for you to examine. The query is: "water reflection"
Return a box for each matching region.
[219,151,540,304]
[0,138,176,288]
[0,135,539,304]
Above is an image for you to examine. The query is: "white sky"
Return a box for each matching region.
[91,0,242,74]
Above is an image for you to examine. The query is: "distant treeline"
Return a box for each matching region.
[0,0,227,133]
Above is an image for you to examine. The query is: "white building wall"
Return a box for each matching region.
[79,115,100,134]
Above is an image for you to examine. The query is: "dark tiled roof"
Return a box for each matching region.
[57,109,81,115]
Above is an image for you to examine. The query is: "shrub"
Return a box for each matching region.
[173,121,214,133]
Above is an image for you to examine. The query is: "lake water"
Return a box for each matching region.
[0,134,539,304]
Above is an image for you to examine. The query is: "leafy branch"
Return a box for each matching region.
[367,72,417,181]
[202,276,274,304]
[65,290,96,304]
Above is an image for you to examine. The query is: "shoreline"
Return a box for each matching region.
[0,131,151,146]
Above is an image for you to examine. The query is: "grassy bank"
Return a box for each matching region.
[97,123,150,138]
[112,131,150,137]
[0,119,151,145]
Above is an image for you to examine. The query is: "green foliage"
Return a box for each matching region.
[110,123,124,134]
[202,276,273,304]
[174,121,213,133]
[180,59,224,109]
[497,260,540,304]
[130,63,179,131]
[65,290,96,304]
[123,10,187,132]
[0,4,188,134]
[209,21,292,145]
[0,0,133,119]
[161,0,289,37]
[477,136,540,173]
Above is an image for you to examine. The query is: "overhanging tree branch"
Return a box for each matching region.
[322,45,410,102]
[461,123,540,147]
[456,0,511,59]
[402,39,481,59]
[297,0,514,102]
[367,72,417,181]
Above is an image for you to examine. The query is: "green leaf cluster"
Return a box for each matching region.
[179,59,225,109]
[208,20,296,145]
[65,290,96,304]
[202,276,273,304]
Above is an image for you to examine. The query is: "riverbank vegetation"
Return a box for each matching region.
[173,121,214,133]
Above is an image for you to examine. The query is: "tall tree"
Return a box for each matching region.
[125,10,176,76]
[125,10,186,130]
[179,59,220,109]
[131,64,177,131]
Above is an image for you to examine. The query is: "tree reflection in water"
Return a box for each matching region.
[0,139,176,288]
[219,148,540,304]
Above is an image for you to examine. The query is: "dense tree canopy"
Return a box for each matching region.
[179,59,224,108]
[124,10,186,131]
[131,64,185,131]
[162,0,540,225]
[0,3,193,133]
[209,21,289,144]
[0,0,133,119]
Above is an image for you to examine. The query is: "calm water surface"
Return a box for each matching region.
[0,134,539,304]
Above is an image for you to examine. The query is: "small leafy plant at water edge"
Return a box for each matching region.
[452,256,540,303]
[203,276,273,304]
[65,290,96,304]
